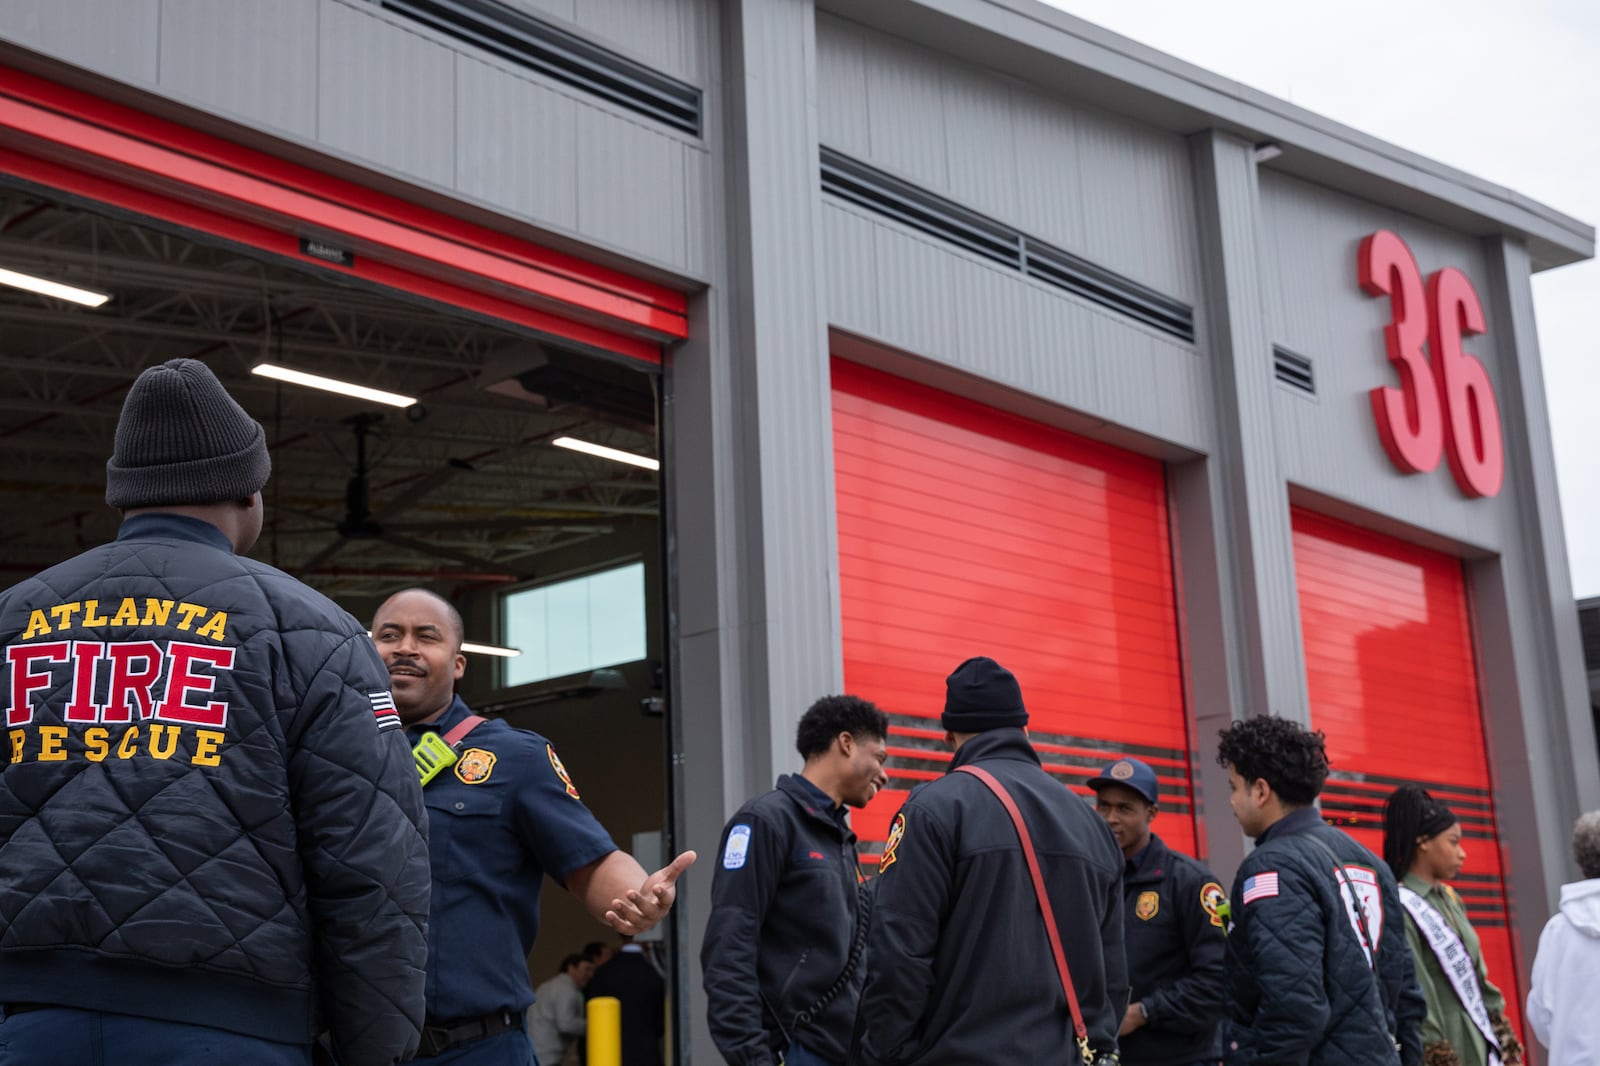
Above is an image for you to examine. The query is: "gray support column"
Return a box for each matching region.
[1186,130,1309,874]
[667,1,842,1060]
[1479,237,1600,902]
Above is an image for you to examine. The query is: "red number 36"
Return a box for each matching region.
[1358,229,1504,498]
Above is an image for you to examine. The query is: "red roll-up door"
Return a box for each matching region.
[1291,508,1523,1040]
[831,360,1196,863]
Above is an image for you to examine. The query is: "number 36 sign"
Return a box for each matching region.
[1359,229,1504,498]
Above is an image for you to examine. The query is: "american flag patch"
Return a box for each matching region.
[369,690,401,732]
[1242,872,1280,904]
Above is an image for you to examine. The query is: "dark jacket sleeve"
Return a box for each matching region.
[701,810,787,1066]
[852,801,954,1066]
[1143,865,1227,1034]
[1222,859,1328,1065]
[1100,865,1130,1053]
[287,632,429,1066]
[1379,876,1427,1066]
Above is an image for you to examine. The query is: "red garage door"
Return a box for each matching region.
[1292,508,1523,1038]
[832,360,1196,863]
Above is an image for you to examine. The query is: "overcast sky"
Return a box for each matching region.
[1041,0,1600,597]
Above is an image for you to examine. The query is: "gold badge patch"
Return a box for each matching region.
[879,812,906,873]
[547,744,581,799]
[1136,890,1160,920]
[1201,881,1228,928]
[454,747,496,784]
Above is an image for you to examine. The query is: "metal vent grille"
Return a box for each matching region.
[1274,346,1315,393]
[374,0,702,136]
[820,148,1195,343]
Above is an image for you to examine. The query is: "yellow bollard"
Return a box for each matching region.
[586,995,622,1066]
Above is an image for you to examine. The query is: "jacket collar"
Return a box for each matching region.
[776,773,851,833]
[407,694,472,736]
[116,512,233,552]
[947,727,1041,771]
[1255,804,1323,845]
[1125,833,1173,886]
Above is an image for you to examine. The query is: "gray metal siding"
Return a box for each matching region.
[498,0,711,85]
[160,0,320,140]
[816,12,1202,306]
[822,201,1214,453]
[1258,169,1518,550]
[0,0,159,89]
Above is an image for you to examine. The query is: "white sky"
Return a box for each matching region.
[1041,0,1600,597]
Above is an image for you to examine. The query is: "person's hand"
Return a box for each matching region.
[603,850,697,934]
[1117,1002,1146,1037]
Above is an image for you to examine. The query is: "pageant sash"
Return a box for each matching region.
[1399,884,1500,1065]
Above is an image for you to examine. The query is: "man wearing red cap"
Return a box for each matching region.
[852,656,1127,1066]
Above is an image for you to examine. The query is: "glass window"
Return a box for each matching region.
[501,562,647,687]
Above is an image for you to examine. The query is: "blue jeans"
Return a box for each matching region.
[421,1028,536,1065]
[0,1007,311,1065]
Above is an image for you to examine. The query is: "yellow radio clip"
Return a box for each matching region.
[413,731,459,787]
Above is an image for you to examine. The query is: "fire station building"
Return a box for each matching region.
[0,0,1594,1057]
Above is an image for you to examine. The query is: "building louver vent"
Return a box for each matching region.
[1273,346,1315,393]
[374,0,702,136]
[820,148,1195,343]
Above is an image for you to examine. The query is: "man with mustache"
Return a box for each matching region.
[701,695,889,1066]
[370,588,696,1065]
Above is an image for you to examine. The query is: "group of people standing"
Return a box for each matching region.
[704,656,1593,1066]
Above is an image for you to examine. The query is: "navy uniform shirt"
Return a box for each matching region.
[408,696,616,1022]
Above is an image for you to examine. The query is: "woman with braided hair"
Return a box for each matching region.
[1382,785,1523,1066]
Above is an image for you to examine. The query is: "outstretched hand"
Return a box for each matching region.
[604,850,698,935]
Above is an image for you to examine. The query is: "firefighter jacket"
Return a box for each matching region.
[1120,833,1228,1066]
[0,514,430,1066]
[1222,806,1426,1066]
[852,728,1128,1066]
[701,773,867,1066]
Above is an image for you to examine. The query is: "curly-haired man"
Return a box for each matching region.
[1216,715,1426,1066]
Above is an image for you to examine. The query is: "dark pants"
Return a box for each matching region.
[785,1042,838,1066]
[424,1029,536,1065]
[0,1007,310,1065]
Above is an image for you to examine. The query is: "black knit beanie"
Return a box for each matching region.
[106,359,271,509]
[941,656,1028,732]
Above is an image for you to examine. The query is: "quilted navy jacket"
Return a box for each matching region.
[0,514,430,1065]
[1222,807,1426,1066]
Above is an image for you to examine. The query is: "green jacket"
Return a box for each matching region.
[1401,873,1505,1066]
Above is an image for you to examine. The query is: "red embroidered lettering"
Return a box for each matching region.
[6,641,70,727]
[152,642,235,728]
[63,641,106,723]
[105,641,163,723]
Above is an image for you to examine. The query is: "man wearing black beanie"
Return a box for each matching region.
[852,656,1128,1066]
[0,359,430,1066]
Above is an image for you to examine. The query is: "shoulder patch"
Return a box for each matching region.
[547,744,581,799]
[1135,890,1160,920]
[1201,881,1228,927]
[369,690,401,732]
[454,747,497,784]
[723,823,752,870]
[1241,871,1280,904]
[879,812,907,873]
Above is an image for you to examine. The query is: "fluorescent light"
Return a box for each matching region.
[552,436,659,471]
[251,362,416,408]
[0,266,111,307]
[462,641,521,658]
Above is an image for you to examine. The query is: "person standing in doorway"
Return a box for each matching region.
[702,694,890,1066]
[1216,715,1426,1065]
[528,955,595,1066]
[371,588,696,1064]
[1382,785,1522,1066]
[1090,756,1227,1066]
[587,936,666,1066]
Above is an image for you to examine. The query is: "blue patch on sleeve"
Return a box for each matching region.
[723,823,752,870]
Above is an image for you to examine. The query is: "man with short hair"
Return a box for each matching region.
[0,358,430,1065]
[370,587,695,1064]
[1216,715,1425,1065]
[587,936,666,1066]
[529,955,595,1066]
[1089,756,1227,1065]
[1525,809,1600,1061]
[702,694,890,1066]
[852,657,1127,1066]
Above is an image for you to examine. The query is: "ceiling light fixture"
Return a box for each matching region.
[552,436,660,471]
[0,266,111,308]
[462,641,521,658]
[251,363,417,408]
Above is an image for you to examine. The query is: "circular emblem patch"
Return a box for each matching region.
[878,812,906,873]
[454,747,497,784]
[1201,881,1228,928]
[547,744,581,799]
[1136,890,1160,920]
[1110,760,1135,780]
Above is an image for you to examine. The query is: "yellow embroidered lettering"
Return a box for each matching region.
[194,610,228,642]
[49,602,82,630]
[110,598,140,627]
[21,610,50,640]
[37,726,67,762]
[84,727,110,763]
[148,724,180,760]
[81,600,109,627]
[141,599,173,627]
[174,603,206,631]
[115,727,140,759]
[192,730,225,767]
[8,729,24,764]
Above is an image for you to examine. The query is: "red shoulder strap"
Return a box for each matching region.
[441,715,487,748]
[955,764,1090,1059]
